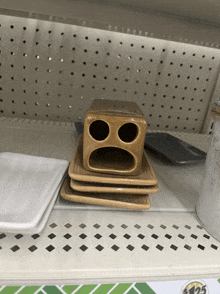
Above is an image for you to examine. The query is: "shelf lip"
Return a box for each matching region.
[1,273,220,286]
[1,272,220,286]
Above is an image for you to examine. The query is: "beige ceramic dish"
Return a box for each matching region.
[70,178,159,195]
[69,135,158,186]
[83,99,147,176]
[61,176,150,210]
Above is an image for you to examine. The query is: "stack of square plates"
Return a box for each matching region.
[61,135,159,210]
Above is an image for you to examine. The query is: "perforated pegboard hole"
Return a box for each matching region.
[49,223,57,228]
[203,234,210,239]
[198,244,205,250]
[107,224,114,229]
[64,233,72,239]
[156,245,164,251]
[173,225,179,229]
[197,225,203,230]
[0,233,6,239]
[46,245,55,252]
[170,244,178,251]
[152,234,159,239]
[127,245,134,251]
[96,245,104,251]
[63,245,71,252]
[185,225,191,230]
[178,234,185,239]
[121,224,128,229]
[165,234,172,239]
[191,234,198,239]
[111,245,119,251]
[48,233,56,240]
[94,224,100,229]
[211,244,218,250]
[79,234,87,239]
[109,234,117,239]
[160,225,167,229]
[11,245,20,252]
[31,234,40,239]
[79,223,86,229]
[142,245,149,251]
[14,234,23,239]
[148,224,154,229]
[94,234,102,240]
[80,245,88,252]
[184,244,192,250]
[124,234,131,240]
[29,245,38,252]
[138,234,145,239]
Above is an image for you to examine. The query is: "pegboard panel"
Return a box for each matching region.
[0,14,220,133]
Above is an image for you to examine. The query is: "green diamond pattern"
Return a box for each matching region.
[43,286,63,294]
[0,283,156,294]
[135,283,156,294]
[62,285,79,294]
[0,282,158,294]
[74,285,97,294]
[1,279,220,293]
[0,286,21,294]
[108,283,132,293]
[18,286,40,294]
[127,288,139,294]
[92,284,115,294]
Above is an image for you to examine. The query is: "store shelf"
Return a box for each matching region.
[1,8,220,286]
[1,117,219,285]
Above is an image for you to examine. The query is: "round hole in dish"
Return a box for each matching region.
[118,123,138,143]
[89,120,109,141]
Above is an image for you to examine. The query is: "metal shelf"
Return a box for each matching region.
[1,117,219,285]
[1,209,220,285]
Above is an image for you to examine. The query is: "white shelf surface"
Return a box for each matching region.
[1,116,219,285]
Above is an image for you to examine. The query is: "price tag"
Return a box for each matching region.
[181,280,208,294]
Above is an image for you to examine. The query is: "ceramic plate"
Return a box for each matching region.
[61,176,150,210]
[68,135,158,186]
[70,178,159,194]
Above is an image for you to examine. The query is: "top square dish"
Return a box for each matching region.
[69,135,158,186]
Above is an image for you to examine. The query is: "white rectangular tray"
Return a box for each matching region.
[0,152,68,233]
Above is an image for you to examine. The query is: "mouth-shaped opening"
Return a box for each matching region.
[89,147,135,172]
